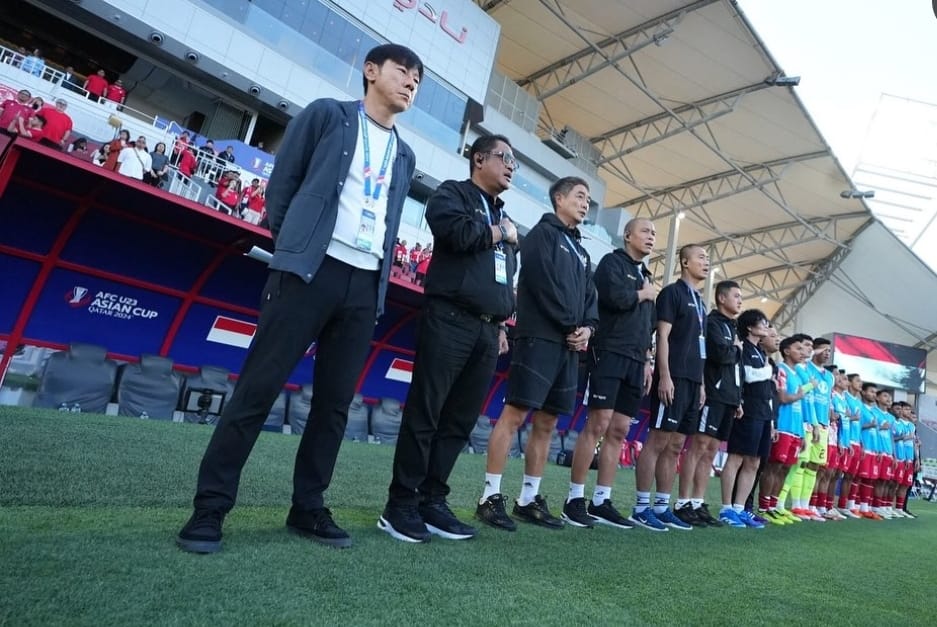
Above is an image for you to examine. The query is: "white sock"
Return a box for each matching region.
[568,482,585,502]
[721,503,732,513]
[690,498,703,510]
[653,492,670,514]
[634,491,651,513]
[846,499,855,509]
[674,498,690,509]
[480,473,502,503]
[592,485,611,506]
[860,503,869,513]
[518,475,540,506]
[733,503,745,513]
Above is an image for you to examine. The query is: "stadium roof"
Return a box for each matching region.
[479,0,937,388]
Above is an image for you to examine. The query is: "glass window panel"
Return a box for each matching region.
[317,11,347,56]
[402,196,426,228]
[300,2,329,42]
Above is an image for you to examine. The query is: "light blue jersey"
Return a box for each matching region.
[777,362,804,437]
[845,392,862,446]
[795,364,818,427]
[832,392,849,448]
[807,362,833,427]
[858,403,878,452]
[874,406,894,457]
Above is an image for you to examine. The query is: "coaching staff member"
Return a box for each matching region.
[380,135,519,543]
[177,44,423,554]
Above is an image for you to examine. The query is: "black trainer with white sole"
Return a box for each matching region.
[561,497,595,528]
[378,505,431,543]
[419,500,476,540]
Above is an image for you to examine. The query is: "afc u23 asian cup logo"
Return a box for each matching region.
[65,286,92,308]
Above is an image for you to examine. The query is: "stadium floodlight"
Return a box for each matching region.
[765,74,800,87]
[840,189,875,199]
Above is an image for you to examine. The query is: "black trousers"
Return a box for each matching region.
[388,298,500,507]
[193,258,378,513]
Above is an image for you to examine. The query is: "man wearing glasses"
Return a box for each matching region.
[476,176,598,531]
[380,135,519,542]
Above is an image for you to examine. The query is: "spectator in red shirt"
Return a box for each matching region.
[240,178,266,224]
[105,79,126,105]
[104,129,130,171]
[0,89,32,135]
[392,238,407,269]
[38,99,73,150]
[171,131,190,165]
[83,69,109,101]
[408,243,422,274]
[9,113,45,142]
[178,146,197,178]
[215,172,241,214]
[415,249,432,286]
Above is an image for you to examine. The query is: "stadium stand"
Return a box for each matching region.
[371,397,403,445]
[345,393,370,442]
[287,384,313,435]
[469,415,493,454]
[262,391,287,433]
[181,365,233,425]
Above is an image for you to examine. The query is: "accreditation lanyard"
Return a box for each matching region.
[561,232,587,269]
[357,102,396,208]
[686,282,706,359]
[480,194,508,284]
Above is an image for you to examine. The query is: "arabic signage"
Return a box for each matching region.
[333,0,500,103]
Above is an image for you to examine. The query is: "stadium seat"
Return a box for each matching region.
[469,415,493,454]
[508,427,522,458]
[33,342,118,414]
[181,365,233,424]
[287,384,313,435]
[548,429,563,461]
[345,393,369,442]
[116,354,182,420]
[263,391,287,432]
[371,397,403,444]
[562,429,579,452]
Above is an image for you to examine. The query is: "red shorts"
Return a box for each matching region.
[827,445,840,471]
[769,432,802,466]
[900,461,914,486]
[846,444,862,476]
[858,452,881,480]
[880,455,895,482]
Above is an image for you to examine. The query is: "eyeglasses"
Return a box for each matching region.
[483,150,519,170]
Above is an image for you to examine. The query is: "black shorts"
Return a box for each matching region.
[649,376,701,434]
[727,417,771,458]
[505,337,578,415]
[698,401,737,441]
[586,351,644,417]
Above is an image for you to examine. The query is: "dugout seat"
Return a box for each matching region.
[33,343,118,414]
[287,384,313,435]
[345,393,370,442]
[371,397,403,444]
[116,354,182,420]
[262,391,287,432]
[469,415,493,454]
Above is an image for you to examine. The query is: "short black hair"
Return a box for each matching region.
[876,388,892,397]
[468,134,511,175]
[362,44,424,93]
[549,176,589,211]
[779,336,800,355]
[715,280,740,301]
[679,244,704,264]
[847,373,860,382]
[813,337,831,348]
[792,333,813,344]
[737,308,767,337]
[861,382,877,392]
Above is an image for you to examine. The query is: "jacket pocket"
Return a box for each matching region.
[276,193,327,253]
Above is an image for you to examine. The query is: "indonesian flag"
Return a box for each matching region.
[207,316,256,348]
[385,357,413,383]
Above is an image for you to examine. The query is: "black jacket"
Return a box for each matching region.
[266,99,415,316]
[592,249,654,362]
[704,309,742,406]
[423,179,517,320]
[515,213,598,342]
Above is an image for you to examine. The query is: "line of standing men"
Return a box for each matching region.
[174,42,753,554]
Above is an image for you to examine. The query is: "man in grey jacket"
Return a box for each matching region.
[177,43,423,554]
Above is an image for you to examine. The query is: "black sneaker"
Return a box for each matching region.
[378,504,431,543]
[286,507,352,548]
[513,495,564,529]
[476,493,517,531]
[561,497,595,528]
[419,500,476,540]
[673,502,706,527]
[176,509,225,554]
[696,503,724,527]
[587,499,634,530]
